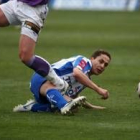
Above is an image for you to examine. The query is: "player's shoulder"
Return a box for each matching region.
[73,55,88,60]
[73,55,91,66]
[78,55,90,62]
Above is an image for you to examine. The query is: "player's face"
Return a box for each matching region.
[91,54,110,75]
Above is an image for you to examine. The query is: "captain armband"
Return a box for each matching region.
[23,21,40,34]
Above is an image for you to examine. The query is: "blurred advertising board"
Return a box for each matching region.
[50,0,140,11]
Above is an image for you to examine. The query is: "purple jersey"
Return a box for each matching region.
[18,0,49,6]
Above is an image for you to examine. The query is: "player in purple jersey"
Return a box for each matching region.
[13,50,111,114]
[0,0,69,96]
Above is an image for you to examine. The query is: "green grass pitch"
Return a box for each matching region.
[0,10,140,140]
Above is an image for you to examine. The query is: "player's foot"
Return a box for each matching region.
[59,80,69,94]
[47,68,69,93]
[60,96,86,115]
[13,99,35,112]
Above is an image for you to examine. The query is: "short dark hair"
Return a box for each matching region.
[91,49,111,60]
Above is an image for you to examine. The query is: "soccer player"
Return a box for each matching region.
[13,50,111,114]
[0,1,68,95]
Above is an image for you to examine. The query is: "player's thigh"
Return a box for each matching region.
[17,1,48,41]
[0,0,20,26]
[16,1,48,27]
[40,81,56,96]
[0,8,9,26]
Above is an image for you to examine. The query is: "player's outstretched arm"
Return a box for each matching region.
[73,68,109,99]
[81,100,106,110]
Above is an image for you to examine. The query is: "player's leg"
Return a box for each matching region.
[36,79,83,115]
[19,34,69,92]
[13,75,55,113]
[31,102,55,112]
[13,77,73,114]
[39,80,83,114]
[13,76,86,114]
[46,89,68,110]
[17,0,69,92]
[13,99,54,112]
[45,89,86,115]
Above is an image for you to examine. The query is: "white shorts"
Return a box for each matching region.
[0,0,49,41]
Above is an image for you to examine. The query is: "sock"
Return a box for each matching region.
[25,55,65,89]
[46,68,65,88]
[31,103,52,112]
[46,89,67,109]
[26,55,50,77]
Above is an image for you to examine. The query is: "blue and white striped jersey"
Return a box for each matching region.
[52,55,92,98]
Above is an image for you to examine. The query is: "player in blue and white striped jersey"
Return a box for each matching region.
[13,50,111,114]
[51,55,92,98]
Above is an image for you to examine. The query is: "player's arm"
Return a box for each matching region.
[73,67,109,99]
[63,94,105,110]
[81,100,106,110]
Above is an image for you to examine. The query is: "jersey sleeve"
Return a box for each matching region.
[73,56,92,73]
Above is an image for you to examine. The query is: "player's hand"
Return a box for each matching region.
[97,87,109,99]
